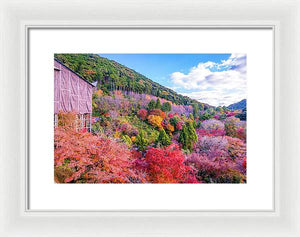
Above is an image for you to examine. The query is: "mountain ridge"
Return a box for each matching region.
[227,99,247,110]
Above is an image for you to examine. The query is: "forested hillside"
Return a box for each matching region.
[54,54,211,109]
[227,99,246,110]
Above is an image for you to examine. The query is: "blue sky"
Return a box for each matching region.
[99,54,246,106]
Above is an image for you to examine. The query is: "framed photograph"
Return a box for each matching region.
[30,30,271,211]
[1,0,299,236]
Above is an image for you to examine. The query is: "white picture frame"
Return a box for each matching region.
[0,0,299,236]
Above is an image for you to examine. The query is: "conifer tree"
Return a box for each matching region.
[179,124,189,151]
[136,130,149,151]
[161,102,171,112]
[156,128,171,147]
[186,121,198,143]
[148,100,156,110]
[179,122,198,152]
[155,98,162,109]
[192,103,199,118]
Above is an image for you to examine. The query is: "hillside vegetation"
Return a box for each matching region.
[54,54,247,184]
[55,53,211,109]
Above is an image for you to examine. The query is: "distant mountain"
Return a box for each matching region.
[227,99,246,110]
[54,54,212,109]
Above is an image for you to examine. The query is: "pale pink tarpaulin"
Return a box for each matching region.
[54,59,94,114]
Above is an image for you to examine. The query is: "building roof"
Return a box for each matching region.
[54,58,96,87]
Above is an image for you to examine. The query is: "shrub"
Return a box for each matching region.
[219,112,227,120]
[176,120,184,130]
[201,119,225,130]
[93,95,132,116]
[91,121,103,135]
[138,109,148,121]
[147,115,163,129]
[199,111,213,121]
[224,116,241,137]
[149,109,166,119]
[119,122,138,136]
[194,136,228,160]
[170,115,181,127]
[144,145,197,183]
[54,127,145,183]
[185,153,246,183]
[226,136,247,160]
[166,123,175,133]
[54,166,73,183]
[135,130,149,151]
[57,111,80,129]
[236,127,247,141]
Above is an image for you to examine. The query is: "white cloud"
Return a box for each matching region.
[170,54,247,106]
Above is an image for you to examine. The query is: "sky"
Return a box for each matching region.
[99,54,247,106]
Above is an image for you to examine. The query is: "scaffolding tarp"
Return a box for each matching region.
[54,59,94,114]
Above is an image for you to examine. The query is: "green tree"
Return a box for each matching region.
[199,111,213,121]
[156,129,171,147]
[161,102,171,112]
[186,121,198,143]
[192,103,199,118]
[179,124,189,151]
[170,115,181,127]
[155,98,162,109]
[136,131,149,151]
[198,103,204,111]
[207,107,215,115]
[179,122,198,152]
[216,106,223,113]
[148,100,156,110]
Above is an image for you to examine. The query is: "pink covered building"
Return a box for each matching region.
[54,58,96,131]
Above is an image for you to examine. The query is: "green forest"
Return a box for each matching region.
[55,53,211,109]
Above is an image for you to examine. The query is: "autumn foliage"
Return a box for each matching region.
[54,127,146,183]
[147,115,163,129]
[143,144,197,183]
[54,54,247,184]
[138,109,148,121]
[55,90,247,184]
